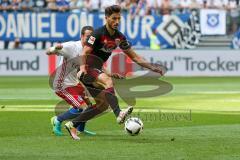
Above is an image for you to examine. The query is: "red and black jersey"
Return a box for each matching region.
[85,25,131,69]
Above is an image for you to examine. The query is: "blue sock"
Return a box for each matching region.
[70,108,86,132]
[57,107,86,132]
[57,108,82,122]
[77,122,86,132]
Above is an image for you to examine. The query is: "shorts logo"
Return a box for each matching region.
[78,96,83,102]
[88,36,96,45]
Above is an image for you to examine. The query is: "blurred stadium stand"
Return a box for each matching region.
[0,0,240,50]
[197,35,232,49]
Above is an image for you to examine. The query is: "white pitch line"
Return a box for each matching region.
[185,91,240,94]
[172,90,240,94]
[0,97,59,100]
[0,105,55,108]
[0,108,54,112]
[1,107,240,115]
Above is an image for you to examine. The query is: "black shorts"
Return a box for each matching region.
[79,68,104,97]
[79,68,103,84]
[84,83,104,98]
[87,68,104,80]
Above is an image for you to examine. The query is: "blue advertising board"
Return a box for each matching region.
[0,12,191,48]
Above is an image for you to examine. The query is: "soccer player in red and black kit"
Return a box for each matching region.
[65,5,165,139]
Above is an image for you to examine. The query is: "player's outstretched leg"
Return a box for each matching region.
[65,121,80,140]
[51,108,81,136]
[69,98,109,138]
[64,107,96,136]
[116,106,133,124]
[97,72,134,124]
[51,107,96,136]
[103,88,133,124]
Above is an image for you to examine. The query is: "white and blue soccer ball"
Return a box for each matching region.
[124,117,143,136]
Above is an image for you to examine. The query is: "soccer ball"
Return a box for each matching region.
[124,117,143,136]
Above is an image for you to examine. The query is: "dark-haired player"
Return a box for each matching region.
[65,5,165,140]
[47,25,123,139]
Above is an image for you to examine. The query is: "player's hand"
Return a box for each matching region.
[151,64,167,76]
[80,65,87,75]
[55,43,63,50]
[111,73,125,79]
[46,43,63,55]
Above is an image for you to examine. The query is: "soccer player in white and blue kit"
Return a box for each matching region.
[47,26,96,136]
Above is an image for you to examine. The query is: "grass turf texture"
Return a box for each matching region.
[0,76,240,160]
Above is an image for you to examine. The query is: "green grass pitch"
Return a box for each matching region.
[0,76,240,160]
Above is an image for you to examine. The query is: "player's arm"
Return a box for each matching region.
[118,34,165,75]
[46,43,63,55]
[123,48,165,75]
[80,32,99,74]
[46,42,75,59]
[80,45,93,74]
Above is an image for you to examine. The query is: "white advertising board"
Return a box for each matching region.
[109,50,240,77]
[0,50,239,76]
[0,50,48,75]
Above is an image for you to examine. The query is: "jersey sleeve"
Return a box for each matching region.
[118,33,132,51]
[85,30,100,48]
[57,42,75,58]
